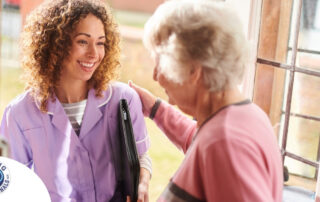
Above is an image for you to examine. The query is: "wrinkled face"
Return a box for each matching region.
[153,54,196,115]
[60,14,106,84]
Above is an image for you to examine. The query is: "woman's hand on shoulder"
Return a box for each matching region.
[128,81,157,117]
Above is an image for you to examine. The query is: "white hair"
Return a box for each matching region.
[143,0,249,91]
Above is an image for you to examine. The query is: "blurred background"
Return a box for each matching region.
[1,0,320,201]
[0,0,184,200]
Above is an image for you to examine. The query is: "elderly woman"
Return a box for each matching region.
[129,0,283,201]
[0,0,151,201]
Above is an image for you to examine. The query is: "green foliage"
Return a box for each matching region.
[145,119,183,200]
[0,67,24,119]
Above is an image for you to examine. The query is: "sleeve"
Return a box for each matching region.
[139,153,152,176]
[0,106,33,168]
[201,138,272,202]
[127,90,150,156]
[153,101,197,153]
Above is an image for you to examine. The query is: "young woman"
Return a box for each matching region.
[0,0,151,201]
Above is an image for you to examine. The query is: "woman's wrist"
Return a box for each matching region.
[149,98,161,120]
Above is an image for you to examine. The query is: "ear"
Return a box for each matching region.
[189,62,203,85]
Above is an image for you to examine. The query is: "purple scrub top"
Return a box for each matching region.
[0,82,150,202]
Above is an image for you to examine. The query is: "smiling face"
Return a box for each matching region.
[60,14,106,85]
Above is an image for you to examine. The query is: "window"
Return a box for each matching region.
[252,0,320,193]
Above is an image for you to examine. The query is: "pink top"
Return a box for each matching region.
[154,100,283,202]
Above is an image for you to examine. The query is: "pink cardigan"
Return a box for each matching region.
[154,101,283,202]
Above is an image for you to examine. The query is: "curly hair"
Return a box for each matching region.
[21,0,120,112]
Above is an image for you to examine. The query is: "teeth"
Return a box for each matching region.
[80,62,94,68]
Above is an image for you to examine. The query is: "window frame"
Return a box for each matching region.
[250,0,320,198]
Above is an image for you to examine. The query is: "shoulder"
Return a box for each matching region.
[193,126,262,169]
[4,90,36,115]
[1,90,43,130]
[107,82,141,106]
[195,106,260,152]
[227,102,271,124]
[95,81,142,111]
[213,103,273,134]
[195,103,276,158]
[109,81,139,100]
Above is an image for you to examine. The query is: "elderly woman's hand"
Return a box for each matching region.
[128,81,157,117]
[138,168,150,202]
[126,167,150,202]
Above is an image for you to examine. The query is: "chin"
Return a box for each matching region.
[180,107,193,116]
[82,74,95,81]
[167,96,176,105]
[175,102,193,116]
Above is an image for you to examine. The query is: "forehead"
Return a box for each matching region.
[74,14,105,36]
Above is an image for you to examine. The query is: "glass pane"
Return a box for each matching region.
[298,0,320,50]
[284,157,317,189]
[296,51,320,71]
[295,0,320,70]
[285,116,320,178]
[291,72,320,117]
[282,72,320,178]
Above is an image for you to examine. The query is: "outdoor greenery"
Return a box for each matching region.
[0,67,24,117]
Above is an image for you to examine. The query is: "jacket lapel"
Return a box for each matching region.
[36,85,112,140]
[79,87,112,139]
[47,97,75,137]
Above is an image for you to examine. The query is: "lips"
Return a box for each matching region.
[78,61,96,72]
[79,61,95,68]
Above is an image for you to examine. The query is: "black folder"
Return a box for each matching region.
[118,99,140,202]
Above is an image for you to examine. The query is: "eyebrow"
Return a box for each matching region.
[74,33,105,39]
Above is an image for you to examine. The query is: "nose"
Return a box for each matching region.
[153,66,159,81]
[87,43,98,58]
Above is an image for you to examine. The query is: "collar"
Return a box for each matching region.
[34,84,113,115]
[34,84,113,139]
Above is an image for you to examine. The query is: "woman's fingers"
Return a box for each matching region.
[137,167,151,202]
[128,80,157,117]
[137,178,149,202]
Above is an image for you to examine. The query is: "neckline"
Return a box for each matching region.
[61,99,87,106]
[194,99,251,140]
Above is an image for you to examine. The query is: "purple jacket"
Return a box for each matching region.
[0,82,150,202]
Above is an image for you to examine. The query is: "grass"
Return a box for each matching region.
[144,119,184,200]
[0,67,24,118]
[0,38,183,201]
